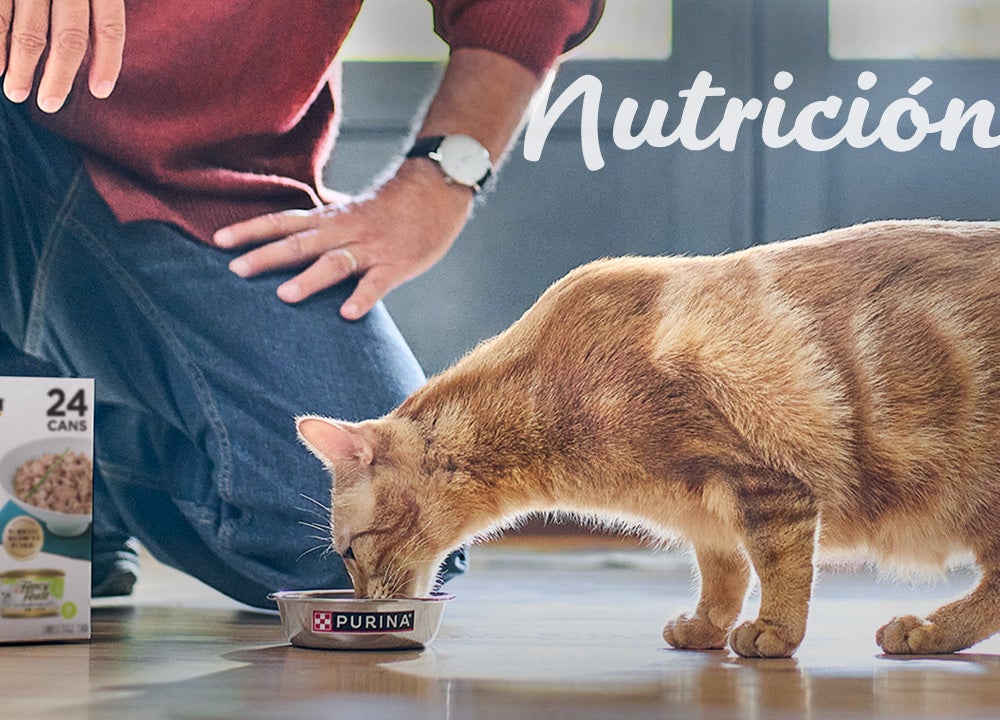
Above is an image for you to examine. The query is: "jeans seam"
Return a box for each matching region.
[27,180,237,536]
[2,109,79,314]
[24,168,87,360]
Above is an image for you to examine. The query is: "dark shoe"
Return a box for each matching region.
[92,537,142,597]
[92,564,139,597]
[436,545,469,585]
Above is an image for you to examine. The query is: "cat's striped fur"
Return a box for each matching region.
[299,219,1000,657]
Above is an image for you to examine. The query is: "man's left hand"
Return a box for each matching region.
[216,162,473,320]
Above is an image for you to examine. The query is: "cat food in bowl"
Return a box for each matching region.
[268,589,454,651]
[0,437,93,537]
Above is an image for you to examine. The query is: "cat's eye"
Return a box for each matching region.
[342,546,356,560]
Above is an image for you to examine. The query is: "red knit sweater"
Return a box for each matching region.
[32,0,601,244]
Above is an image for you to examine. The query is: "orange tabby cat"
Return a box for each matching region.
[297,219,1000,658]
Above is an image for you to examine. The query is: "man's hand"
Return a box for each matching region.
[216,162,474,321]
[1,0,126,112]
[217,48,541,320]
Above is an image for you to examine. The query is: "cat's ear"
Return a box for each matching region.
[296,415,376,466]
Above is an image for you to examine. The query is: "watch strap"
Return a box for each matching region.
[405,135,445,160]
[405,135,493,193]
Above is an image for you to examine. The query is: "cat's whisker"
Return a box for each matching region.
[381,547,427,595]
[379,516,436,576]
[295,543,334,563]
[293,504,338,565]
[298,520,331,534]
[379,541,415,587]
[296,493,334,531]
[387,545,459,597]
[306,532,335,546]
[379,524,440,596]
[298,492,331,514]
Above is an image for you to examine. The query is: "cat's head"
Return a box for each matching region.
[296,414,474,599]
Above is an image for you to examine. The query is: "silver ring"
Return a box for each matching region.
[338,248,359,274]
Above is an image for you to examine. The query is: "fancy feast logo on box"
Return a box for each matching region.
[312,609,415,634]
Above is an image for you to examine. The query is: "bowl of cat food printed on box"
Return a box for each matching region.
[269,589,454,650]
[0,437,93,537]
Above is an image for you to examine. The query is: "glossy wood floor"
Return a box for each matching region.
[3,541,1000,720]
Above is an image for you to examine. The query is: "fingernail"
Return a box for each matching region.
[340,302,360,320]
[93,80,115,99]
[214,229,234,246]
[38,96,64,114]
[5,87,29,104]
[229,258,249,276]
[278,282,302,303]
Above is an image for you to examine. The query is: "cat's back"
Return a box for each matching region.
[500,219,1000,420]
[505,219,1000,389]
[640,219,1000,369]
[747,219,1000,309]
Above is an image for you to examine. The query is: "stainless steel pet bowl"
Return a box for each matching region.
[268,589,454,650]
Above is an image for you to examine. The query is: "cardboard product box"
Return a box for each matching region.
[0,377,94,644]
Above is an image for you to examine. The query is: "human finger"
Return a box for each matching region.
[3,0,49,104]
[228,228,332,278]
[87,0,125,98]
[276,247,361,304]
[340,267,396,320]
[214,209,316,248]
[0,0,13,77]
[36,0,90,113]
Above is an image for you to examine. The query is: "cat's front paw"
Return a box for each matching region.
[729,619,802,658]
[663,613,729,650]
[876,615,965,654]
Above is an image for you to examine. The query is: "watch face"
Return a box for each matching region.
[437,134,492,187]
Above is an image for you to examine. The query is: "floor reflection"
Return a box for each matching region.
[8,548,998,720]
[78,641,1000,720]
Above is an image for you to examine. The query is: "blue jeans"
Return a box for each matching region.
[0,96,428,607]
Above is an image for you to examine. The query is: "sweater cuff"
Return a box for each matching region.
[431,0,604,77]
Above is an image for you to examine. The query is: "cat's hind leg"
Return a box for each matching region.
[663,545,750,650]
[877,562,1000,655]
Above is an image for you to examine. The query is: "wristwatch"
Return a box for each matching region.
[405,134,494,193]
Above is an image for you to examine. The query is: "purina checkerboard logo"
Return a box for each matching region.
[312,609,415,634]
[312,611,334,633]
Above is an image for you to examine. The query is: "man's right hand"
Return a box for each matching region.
[1,0,125,113]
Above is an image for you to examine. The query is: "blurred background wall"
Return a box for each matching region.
[327,0,999,377]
